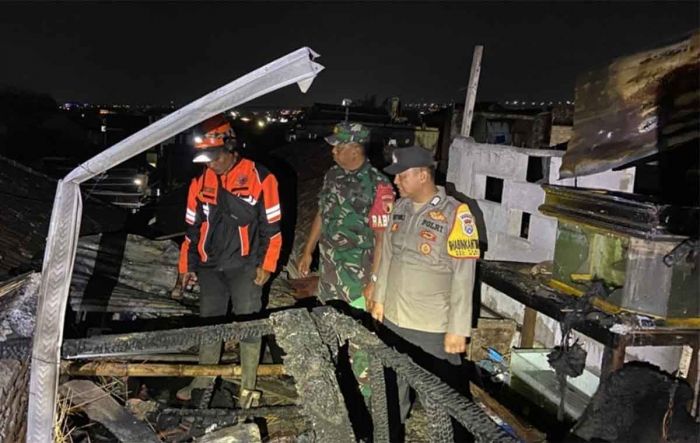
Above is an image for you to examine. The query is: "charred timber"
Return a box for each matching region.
[314,307,517,443]
[270,309,356,443]
[62,319,273,359]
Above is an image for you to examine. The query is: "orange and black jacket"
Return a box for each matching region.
[178,158,282,274]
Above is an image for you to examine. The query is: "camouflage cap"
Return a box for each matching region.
[325,122,370,146]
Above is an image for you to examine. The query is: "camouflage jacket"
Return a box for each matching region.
[317,161,393,303]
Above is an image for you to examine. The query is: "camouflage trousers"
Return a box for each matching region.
[318,244,374,399]
[318,241,371,304]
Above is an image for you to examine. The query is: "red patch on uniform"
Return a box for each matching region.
[420,230,437,241]
[391,223,399,232]
[420,243,431,255]
[236,175,248,186]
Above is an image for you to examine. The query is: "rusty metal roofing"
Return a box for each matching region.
[560,32,700,178]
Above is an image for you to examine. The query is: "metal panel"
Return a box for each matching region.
[561,32,699,178]
[27,180,82,443]
[27,47,324,442]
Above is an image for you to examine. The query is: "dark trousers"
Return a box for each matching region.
[197,265,262,364]
[382,320,473,442]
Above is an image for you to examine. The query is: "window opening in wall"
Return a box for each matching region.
[484,176,504,203]
[526,156,545,183]
[520,212,531,239]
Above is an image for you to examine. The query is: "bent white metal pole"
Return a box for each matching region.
[66,47,323,183]
[27,47,324,442]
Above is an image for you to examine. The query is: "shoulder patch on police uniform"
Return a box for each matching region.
[447,203,480,259]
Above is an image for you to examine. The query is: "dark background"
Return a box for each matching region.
[1,1,698,107]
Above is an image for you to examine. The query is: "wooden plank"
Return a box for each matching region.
[225,377,298,403]
[62,361,285,377]
[600,339,627,379]
[59,380,159,442]
[521,307,537,348]
[460,45,484,137]
[471,384,546,443]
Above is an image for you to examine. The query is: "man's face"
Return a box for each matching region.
[331,142,358,169]
[206,150,237,175]
[394,167,424,199]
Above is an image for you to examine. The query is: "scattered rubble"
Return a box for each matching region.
[59,379,160,442]
[0,273,39,341]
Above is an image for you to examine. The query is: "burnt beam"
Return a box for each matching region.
[270,309,356,443]
[62,319,273,359]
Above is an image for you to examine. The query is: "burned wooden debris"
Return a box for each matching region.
[270,309,356,443]
[316,307,517,443]
[58,307,519,442]
[63,319,274,359]
[59,380,160,442]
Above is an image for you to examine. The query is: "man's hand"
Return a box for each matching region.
[444,333,468,354]
[181,272,197,288]
[362,282,375,312]
[297,252,313,277]
[254,267,271,286]
[172,272,197,300]
[371,302,384,323]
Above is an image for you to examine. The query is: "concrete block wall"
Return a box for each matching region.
[447,137,676,375]
[447,136,635,263]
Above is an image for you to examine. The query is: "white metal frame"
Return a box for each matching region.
[27,47,323,441]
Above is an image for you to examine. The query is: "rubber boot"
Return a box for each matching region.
[239,339,262,409]
[177,338,221,401]
[176,376,214,402]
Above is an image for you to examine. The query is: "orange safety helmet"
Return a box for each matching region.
[192,115,236,163]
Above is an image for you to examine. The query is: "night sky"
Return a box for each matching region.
[0,1,697,107]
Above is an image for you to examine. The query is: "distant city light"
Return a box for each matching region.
[257,120,266,128]
[240,117,251,122]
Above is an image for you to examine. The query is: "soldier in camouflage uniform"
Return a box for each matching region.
[298,122,394,400]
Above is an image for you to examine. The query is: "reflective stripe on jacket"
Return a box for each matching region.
[178,158,282,273]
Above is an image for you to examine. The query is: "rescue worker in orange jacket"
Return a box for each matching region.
[175,115,282,408]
